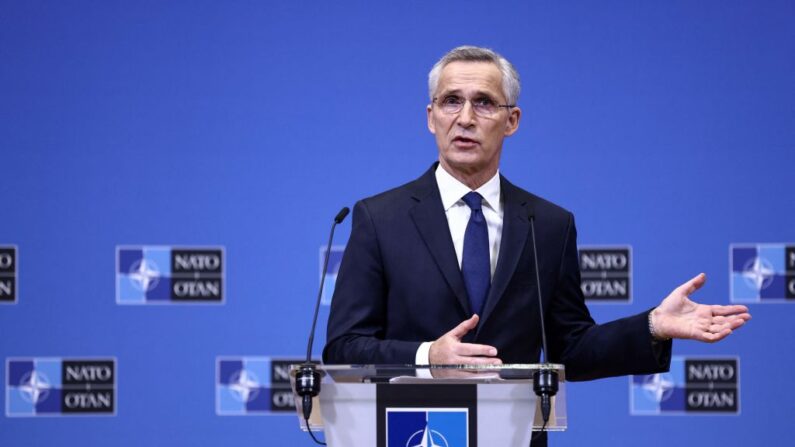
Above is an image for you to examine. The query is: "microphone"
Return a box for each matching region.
[527,208,559,428]
[294,206,350,445]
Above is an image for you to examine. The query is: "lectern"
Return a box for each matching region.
[290,364,566,446]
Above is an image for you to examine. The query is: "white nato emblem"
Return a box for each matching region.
[17,371,51,404]
[127,259,161,292]
[407,424,449,447]
[228,369,260,403]
[642,373,675,402]
[742,256,775,290]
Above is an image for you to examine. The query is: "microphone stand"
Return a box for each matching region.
[528,211,559,433]
[294,207,349,446]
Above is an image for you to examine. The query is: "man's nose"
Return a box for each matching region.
[456,100,476,126]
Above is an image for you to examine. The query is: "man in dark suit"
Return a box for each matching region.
[323,46,750,380]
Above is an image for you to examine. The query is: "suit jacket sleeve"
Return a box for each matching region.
[546,213,672,381]
[323,200,422,364]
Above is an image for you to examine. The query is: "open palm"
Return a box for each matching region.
[652,273,751,342]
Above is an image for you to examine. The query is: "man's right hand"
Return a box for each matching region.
[428,314,502,365]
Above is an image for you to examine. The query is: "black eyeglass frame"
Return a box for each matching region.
[432,95,516,117]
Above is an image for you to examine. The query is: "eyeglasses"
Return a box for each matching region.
[433,95,515,117]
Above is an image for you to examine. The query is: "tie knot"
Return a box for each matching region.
[462,192,483,211]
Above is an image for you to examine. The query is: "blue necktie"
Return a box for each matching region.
[461,192,490,316]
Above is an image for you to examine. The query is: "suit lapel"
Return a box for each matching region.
[477,177,530,333]
[409,165,472,316]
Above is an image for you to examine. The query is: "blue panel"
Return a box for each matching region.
[659,387,686,412]
[732,273,759,301]
[759,246,786,274]
[218,360,243,385]
[669,359,685,387]
[145,278,171,301]
[34,359,62,387]
[245,387,270,412]
[731,247,757,272]
[427,410,467,446]
[242,359,269,385]
[387,411,427,447]
[35,388,61,414]
[117,277,145,303]
[7,360,33,386]
[143,248,172,275]
[760,275,787,299]
[631,385,658,414]
[217,386,244,414]
[118,249,143,274]
[7,388,35,415]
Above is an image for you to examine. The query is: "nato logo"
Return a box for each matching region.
[730,243,795,302]
[631,357,739,415]
[386,408,468,447]
[0,246,17,303]
[6,358,116,416]
[578,246,632,303]
[217,357,306,415]
[117,246,225,304]
[320,245,345,305]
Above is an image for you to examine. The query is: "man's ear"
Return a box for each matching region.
[427,104,436,134]
[504,106,521,137]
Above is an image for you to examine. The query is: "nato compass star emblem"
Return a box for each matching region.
[731,244,794,302]
[228,369,261,403]
[17,371,51,404]
[128,259,161,292]
[216,357,277,415]
[741,256,775,290]
[387,409,467,447]
[642,373,675,402]
[407,423,450,447]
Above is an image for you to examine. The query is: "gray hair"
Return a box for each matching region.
[428,46,521,105]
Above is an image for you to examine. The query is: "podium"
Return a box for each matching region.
[290,364,566,446]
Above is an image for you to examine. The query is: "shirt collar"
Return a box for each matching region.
[435,164,502,213]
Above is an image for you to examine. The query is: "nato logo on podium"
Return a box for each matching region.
[386,408,468,447]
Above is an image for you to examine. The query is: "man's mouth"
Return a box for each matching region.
[453,136,478,146]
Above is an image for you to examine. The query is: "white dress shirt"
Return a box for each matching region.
[415,164,505,365]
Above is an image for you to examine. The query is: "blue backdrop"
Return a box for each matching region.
[1,0,793,445]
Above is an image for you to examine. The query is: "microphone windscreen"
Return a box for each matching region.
[334,207,350,224]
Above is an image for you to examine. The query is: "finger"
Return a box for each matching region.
[448,314,479,339]
[709,315,750,326]
[707,315,749,332]
[455,355,503,366]
[678,273,706,295]
[710,305,750,317]
[709,323,733,333]
[456,343,498,357]
[701,328,732,343]
[726,317,748,330]
[710,316,729,325]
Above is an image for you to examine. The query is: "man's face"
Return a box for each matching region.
[427,61,521,180]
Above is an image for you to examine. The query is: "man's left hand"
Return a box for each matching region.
[651,273,752,342]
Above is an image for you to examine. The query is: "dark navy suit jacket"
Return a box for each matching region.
[323,164,670,381]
